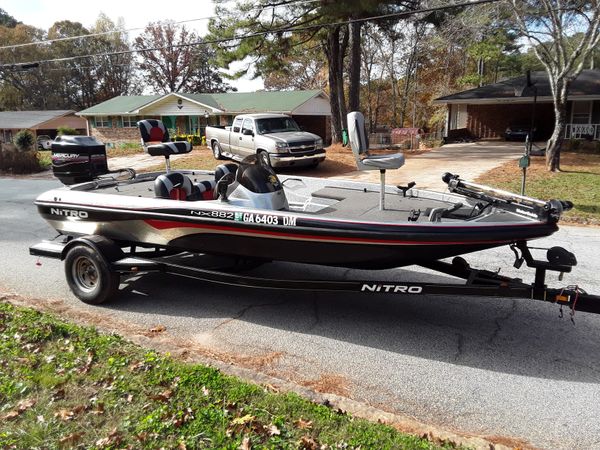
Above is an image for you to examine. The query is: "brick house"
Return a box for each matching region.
[434,70,600,141]
[0,110,86,145]
[77,90,332,146]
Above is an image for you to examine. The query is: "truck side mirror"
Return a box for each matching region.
[242,129,254,136]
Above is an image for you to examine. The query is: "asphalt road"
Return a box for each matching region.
[2,177,600,449]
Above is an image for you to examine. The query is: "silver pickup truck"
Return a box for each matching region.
[205,113,326,168]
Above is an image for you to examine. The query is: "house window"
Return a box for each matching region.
[122,116,139,128]
[571,101,592,124]
[95,116,111,128]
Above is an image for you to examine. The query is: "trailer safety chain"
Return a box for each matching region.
[557,285,582,324]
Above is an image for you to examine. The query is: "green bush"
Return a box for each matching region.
[14,129,34,151]
[173,134,202,146]
[57,126,78,135]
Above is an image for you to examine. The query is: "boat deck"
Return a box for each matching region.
[82,172,479,223]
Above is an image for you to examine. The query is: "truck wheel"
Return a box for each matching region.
[212,142,224,160]
[64,245,120,304]
[258,150,272,168]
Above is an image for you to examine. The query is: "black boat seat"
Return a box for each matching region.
[146,141,192,157]
[215,163,238,182]
[138,119,192,172]
[155,172,216,201]
[348,111,404,210]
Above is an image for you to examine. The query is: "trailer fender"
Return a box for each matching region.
[61,235,124,262]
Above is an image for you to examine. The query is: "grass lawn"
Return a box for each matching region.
[476,152,600,225]
[0,301,452,450]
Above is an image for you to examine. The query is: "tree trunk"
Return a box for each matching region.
[348,20,361,113]
[324,26,343,143]
[338,26,349,132]
[546,79,569,171]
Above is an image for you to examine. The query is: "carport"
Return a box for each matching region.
[0,110,87,145]
[435,69,600,141]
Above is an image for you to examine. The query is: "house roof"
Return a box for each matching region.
[78,90,326,115]
[78,95,160,115]
[0,110,76,129]
[435,69,600,104]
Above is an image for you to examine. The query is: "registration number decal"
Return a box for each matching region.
[191,210,296,226]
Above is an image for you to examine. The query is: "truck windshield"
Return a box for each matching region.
[256,117,300,134]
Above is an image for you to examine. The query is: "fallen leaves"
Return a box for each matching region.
[95,428,123,448]
[0,398,36,421]
[150,388,174,402]
[54,409,75,421]
[239,436,251,450]
[299,435,319,450]
[149,324,166,334]
[54,404,86,421]
[77,350,94,374]
[51,388,65,402]
[266,424,281,436]
[170,408,194,429]
[295,418,313,430]
[59,432,84,446]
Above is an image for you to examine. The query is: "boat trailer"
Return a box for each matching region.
[30,235,600,315]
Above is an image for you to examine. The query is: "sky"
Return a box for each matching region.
[2,0,264,92]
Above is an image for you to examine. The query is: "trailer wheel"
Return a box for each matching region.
[212,141,224,160]
[64,245,120,304]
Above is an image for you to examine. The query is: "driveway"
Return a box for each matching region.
[340,141,526,189]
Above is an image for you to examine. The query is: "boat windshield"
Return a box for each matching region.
[237,155,283,193]
[256,117,300,134]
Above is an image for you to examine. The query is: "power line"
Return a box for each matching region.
[0,0,500,70]
[0,0,323,51]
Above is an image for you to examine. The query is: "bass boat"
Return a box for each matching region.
[36,114,569,270]
[32,111,600,315]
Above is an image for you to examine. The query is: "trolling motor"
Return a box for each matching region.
[442,172,573,223]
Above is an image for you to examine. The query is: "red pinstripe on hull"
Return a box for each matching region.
[144,219,512,246]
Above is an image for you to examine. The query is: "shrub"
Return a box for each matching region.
[57,126,78,135]
[0,149,43,173]
[14,129,34,152]
[570,139,582,151]
[173,134,202,146]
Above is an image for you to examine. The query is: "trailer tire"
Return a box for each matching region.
[64,244,120,304]
[212,141,224,160]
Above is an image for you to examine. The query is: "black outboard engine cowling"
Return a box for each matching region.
[51,136,109,185]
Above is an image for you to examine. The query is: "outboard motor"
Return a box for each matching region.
[51,135,109,185]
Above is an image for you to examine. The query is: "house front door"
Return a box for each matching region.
[161,116,176,133]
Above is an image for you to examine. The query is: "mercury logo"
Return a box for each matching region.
[53,153,80,159]
[50,208,88,218]
[361,283,423,294]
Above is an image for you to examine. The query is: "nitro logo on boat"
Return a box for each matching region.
[50,208,89,218]
[361,283,423,294]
